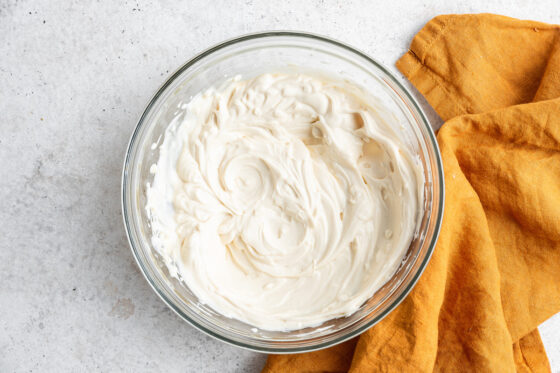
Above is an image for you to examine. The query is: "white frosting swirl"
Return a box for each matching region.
[146,73,423,331]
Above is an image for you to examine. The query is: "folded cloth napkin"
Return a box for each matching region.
[263,14,560,372]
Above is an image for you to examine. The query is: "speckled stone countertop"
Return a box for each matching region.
[1,1,559,372]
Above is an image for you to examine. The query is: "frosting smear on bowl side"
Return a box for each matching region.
[146,73,424,331]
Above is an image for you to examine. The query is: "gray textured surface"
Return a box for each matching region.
[1,1,559,372]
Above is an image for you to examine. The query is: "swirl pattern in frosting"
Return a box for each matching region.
[146,73,424,331]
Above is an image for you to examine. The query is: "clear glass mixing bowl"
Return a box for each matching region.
[122,32,444,353]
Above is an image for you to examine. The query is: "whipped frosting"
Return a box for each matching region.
[146,73,424,331]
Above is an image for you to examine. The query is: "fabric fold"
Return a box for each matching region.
[264,14,560,372]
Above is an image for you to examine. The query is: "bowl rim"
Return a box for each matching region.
[122,30,445,354]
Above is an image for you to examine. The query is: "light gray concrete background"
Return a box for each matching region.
[1,1,559,372]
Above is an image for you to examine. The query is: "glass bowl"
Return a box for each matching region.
[122,32,444,353]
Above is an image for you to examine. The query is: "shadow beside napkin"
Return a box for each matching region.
[263,14,560,372]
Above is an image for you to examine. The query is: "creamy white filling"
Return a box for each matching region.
[146,73,424,331]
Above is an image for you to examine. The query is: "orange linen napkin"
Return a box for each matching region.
[263,14,560,372]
